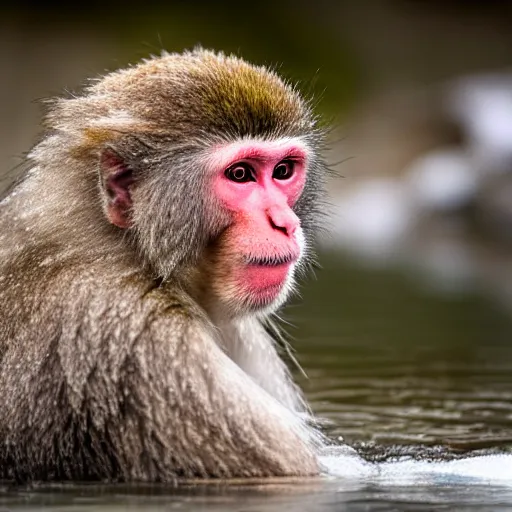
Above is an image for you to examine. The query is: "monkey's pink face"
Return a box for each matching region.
[210,139,307,312]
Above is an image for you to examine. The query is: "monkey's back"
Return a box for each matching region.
[0,208,194,480]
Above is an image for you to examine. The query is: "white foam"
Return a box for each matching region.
[319,446,512,485]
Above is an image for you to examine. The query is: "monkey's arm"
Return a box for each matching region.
[108,312,319,480]
[0,272,318,481]
[52,294,320,481]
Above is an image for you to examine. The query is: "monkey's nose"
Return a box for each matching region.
[267,207,299,237]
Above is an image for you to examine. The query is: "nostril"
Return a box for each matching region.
[269,217,288,235]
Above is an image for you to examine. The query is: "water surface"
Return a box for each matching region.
[294,254,512,461]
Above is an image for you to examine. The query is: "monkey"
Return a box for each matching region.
[0,48,329,482]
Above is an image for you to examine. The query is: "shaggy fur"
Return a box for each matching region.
[0,48,328,482]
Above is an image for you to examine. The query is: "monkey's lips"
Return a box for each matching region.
[242,254,296,301]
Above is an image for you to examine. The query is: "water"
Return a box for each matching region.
[2,252,512,510]
[295,254,512,459]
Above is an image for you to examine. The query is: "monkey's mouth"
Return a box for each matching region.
[245,253,296,267]
[240,253,296,304]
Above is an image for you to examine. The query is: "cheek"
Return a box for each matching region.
[213,220,254,259]
[208,228,243,298]
[285,172,306,207]
[213,175,252,212]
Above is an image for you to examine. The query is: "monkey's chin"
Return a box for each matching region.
[249,283,286,306]
[238,263,294,314]
[237,285,289,317]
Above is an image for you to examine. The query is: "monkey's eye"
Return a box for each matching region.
[225,163,255,183]
[273,160,295,180]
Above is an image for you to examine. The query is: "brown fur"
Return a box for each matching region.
[0,48,328,482]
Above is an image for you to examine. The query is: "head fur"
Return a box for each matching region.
[23,48,328,283]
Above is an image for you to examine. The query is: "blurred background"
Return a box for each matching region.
[2,0,512,459]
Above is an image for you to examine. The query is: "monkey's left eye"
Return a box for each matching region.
[273,160,295,180]
[225,163,255,183]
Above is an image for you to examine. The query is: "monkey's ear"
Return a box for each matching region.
[99,149,135,229]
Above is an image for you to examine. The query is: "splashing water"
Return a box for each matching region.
[320,445,512,485]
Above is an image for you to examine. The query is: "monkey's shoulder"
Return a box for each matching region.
[0,246,203,346]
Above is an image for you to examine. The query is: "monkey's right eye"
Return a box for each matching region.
[225,163,255,183]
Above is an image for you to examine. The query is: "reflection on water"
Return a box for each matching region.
[4,479,512,511]
[2,252,512,510]
[3,479,512,511]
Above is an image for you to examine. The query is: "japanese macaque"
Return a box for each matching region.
[0,48,328,482]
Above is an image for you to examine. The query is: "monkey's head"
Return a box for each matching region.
[42,49,327,316]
